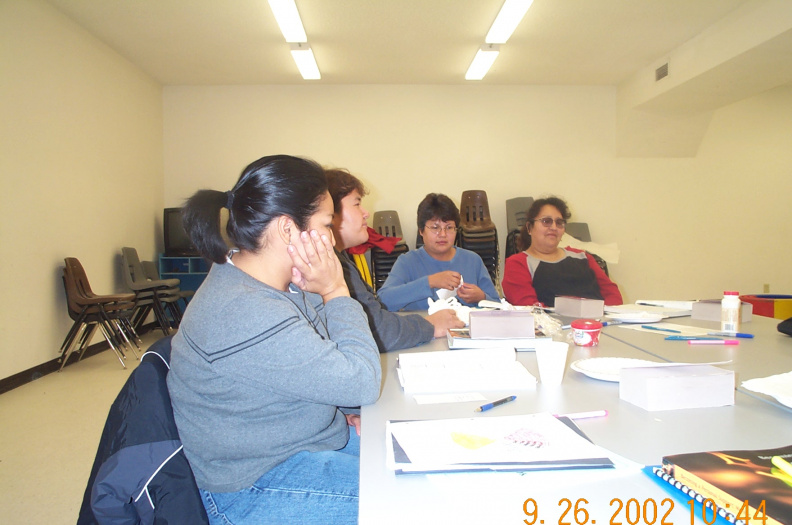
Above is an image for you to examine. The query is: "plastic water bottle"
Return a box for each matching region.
[721,291,741,332]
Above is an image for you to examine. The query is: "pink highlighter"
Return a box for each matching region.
[688,339,739,346]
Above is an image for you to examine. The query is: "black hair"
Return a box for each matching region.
[416,193,460,230]
[518,196,571,251]
[181,155,327,263]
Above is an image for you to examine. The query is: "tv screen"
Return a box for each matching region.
[164,207,199,257]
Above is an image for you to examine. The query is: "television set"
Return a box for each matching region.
[163,207,199,257]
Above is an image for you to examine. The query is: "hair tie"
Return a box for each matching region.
[226,190,235,210]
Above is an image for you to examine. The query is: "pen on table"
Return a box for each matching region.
[707,331,754,338]
[601,321,622,327]
[474,395,516,412]
[641,325,681,333]
[665,336,720,341]
[688,339,739,346]
[553,410,608,420]
[772,456,792,477]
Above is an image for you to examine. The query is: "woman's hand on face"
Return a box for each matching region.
[345,414,361,436]
[428,271,461,290]
[457,283,485,304]
[288,230,349,302]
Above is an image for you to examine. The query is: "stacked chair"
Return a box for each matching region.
[457,190,499,285]
[60,258,141,370]
[505,196,533,259]
[370,210,409,292]
[121,247,185,336]
[142,259,195,311]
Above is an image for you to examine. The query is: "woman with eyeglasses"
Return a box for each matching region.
[502,196,622,308]
[167,155,381,524]
[378,193,500,311]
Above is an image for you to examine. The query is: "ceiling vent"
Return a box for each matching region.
[655,63,669,81]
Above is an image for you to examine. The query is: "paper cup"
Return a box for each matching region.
[571,319,603,347]
[535,341,569,385]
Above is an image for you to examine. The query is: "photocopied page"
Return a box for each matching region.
[396,348,537,394]
[386,412,615,474]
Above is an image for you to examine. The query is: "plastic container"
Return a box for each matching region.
[721,291,741,332]
[571,319,603,347]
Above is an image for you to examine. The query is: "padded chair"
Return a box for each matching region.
[121,247,184,336]
[77,336,209,525]
[60,258,139,370]
[371,211,409,291]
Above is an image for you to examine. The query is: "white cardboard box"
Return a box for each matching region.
[619,365,735,411]
[468,310,535,339]
[554,296,604,318]
[691,300,753,323]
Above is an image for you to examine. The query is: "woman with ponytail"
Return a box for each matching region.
[167,154,381,524]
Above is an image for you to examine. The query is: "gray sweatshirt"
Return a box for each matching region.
[167,261,381,493]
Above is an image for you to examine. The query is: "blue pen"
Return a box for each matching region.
[641,325,681,333]
[707,331,754,338]
[665,336,720,341]
[475,395,516,412]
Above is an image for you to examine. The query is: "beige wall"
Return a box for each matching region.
[0,0,163,379]
[163,84,792,305]
[3,0,791,382]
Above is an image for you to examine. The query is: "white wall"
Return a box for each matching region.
[0,0,163,379]
[163,84,792,304]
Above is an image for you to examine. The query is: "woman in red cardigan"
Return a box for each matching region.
[502,196,622,308]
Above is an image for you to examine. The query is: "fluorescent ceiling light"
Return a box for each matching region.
[290,43,321,80]
[485,0,533,44]
[268,0,307,42]
[465,44,500,80]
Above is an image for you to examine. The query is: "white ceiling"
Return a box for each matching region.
[44,0,755,86]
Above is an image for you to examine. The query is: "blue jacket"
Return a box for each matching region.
[77,336,208,525]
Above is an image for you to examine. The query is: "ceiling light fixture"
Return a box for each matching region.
[268,0,307,42]
[465,44,500,81]
[268,0,321,80]
[486,0,534,44]
[290,43,321,80]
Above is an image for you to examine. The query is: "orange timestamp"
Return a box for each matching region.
[522,497,771,524]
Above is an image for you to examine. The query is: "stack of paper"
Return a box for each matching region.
[397,347,537,393]
[386,412,615,474]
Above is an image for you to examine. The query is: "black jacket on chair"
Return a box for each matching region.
[77,336,208,525]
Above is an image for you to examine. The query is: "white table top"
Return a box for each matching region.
[359,315,792,524]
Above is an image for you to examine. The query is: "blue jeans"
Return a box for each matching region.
[200,430,360,525]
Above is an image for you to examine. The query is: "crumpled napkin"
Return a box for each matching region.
[427,296,472,325]
[435,276,463,301]
[742,371,792,408]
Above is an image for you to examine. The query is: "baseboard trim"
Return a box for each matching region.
[0,323,158,396]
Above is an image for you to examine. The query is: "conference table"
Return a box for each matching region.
[359,313,792,524]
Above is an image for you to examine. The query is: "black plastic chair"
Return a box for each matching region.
[121,247,183,336]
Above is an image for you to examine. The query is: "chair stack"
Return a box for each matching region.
[60,258,140,370]
[370,210,409,291]
[121,247,185,336]
[458,190,499,285]
[505,196,533,259]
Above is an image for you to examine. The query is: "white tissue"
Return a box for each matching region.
[427,296,472,325]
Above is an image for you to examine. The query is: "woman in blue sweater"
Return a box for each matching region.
[167,155,381,524]
[378,193,500,311]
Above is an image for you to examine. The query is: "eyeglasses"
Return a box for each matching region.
[424,224,458,235]
[532,217,566,228]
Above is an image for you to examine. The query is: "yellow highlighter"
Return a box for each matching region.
[771,455,792,477]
